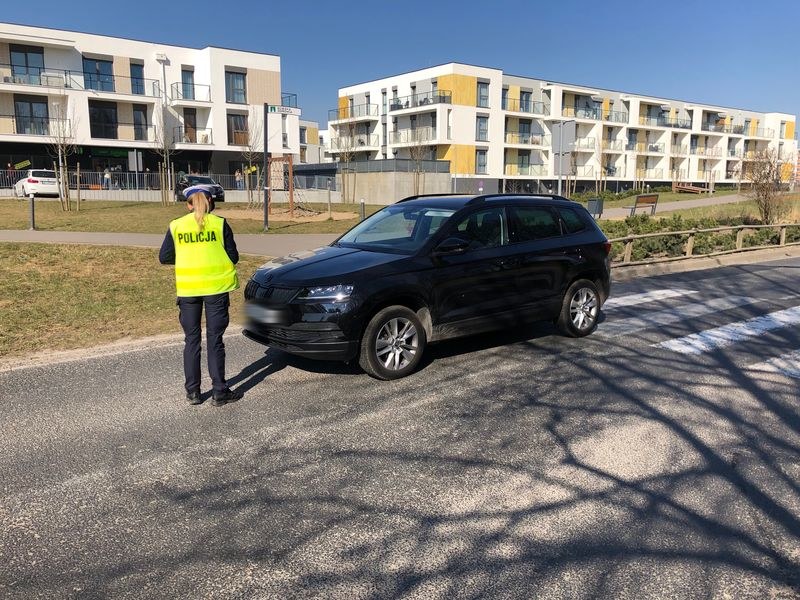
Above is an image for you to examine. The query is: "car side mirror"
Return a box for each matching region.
[433,237,470,255]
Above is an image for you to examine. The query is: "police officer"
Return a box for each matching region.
[159,185,242,406]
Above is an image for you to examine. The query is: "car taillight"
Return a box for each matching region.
[27,178,39,184]
[603,241,612,255]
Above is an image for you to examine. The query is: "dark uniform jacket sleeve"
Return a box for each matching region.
[159,229,175,264]
[223,220,239,265]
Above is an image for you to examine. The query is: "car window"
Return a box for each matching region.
[558,208,587,234]
[453,208,505,250]
[338,206,456,254]
[31,170,56,178]
[509,207,561,243]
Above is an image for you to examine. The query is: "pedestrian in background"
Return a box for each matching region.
[235,169,243,190]
[159,185,243,406]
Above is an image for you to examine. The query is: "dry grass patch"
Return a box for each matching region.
[0,243,265,358]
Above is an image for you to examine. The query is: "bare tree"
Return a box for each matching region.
[335,122,358,203]
[743,148,789,224]
[408,128,432,196]
[46,95,78,211]
[240,107,264,207]
[153,102,177,206]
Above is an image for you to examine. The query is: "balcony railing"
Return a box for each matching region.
[573,137,596,150]
[170,82,211,102]
[328,103,380,121]
[602,165,625,177]
[0,115,71,136]
[504,132,550,146]
[637,142,665,153]
[173,127,213,144]
[282,92,298,108]
[506,164,548,176]
[329,134,381,150]
[604,110,629,124]
[502,98,550,115]
[601,139,625,151]
[89,122,155,142]
[575,165,594,176]
[727,149,743,158]
[671,169,688,180]
[562,106,601,120]
[389,127,437,144]
[702,122,746,135]
[636,168,664,179]
[389,90,453,111]
[660,116,692,129]
[671,145,689,155]
[0,63,161,97]
[690,147,723,157]
[745,127,775,138]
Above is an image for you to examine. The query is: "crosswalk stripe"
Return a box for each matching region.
[655,306,800,355]
[603,289,699,309]
[748,350,800,379]
[599,296,760,337]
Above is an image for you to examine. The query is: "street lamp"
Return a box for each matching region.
[554,119,575,196]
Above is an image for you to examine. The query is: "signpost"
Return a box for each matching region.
[263,103,302,231]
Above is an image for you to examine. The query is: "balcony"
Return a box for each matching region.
[727,149,743,159]
[689,147,723,157]
[505,164,547,176]
[0,115,71,137]
[575,165,594,177]
[671,145,689,156]
[660,116,692,129]
[702,122,746,135]
[328,103,380,122]
[603,110,629,124]
[329,134,381,151]
[638,115,663,127]
[504,132,550,146]
[281,92,298,108]
[671,169,688,180]
[745,127,775,139]
[170,82,211,103]
[602,165,625,177]
[389,90,452,112]
[636,168,664,179]
[562,106,600,120]
[635,142,665,154]
[390,127,437,145]
[601,139,625,152]
[572,137,596,151]
[502,98,549,116]
[173,127,213,145]
[89,122,155,142]
[0,64,161,98]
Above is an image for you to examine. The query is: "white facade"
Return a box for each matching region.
[328,63,797,192]
[0,22,299,174]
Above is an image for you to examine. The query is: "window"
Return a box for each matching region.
[509,207,561,243]
[475,149,487,174]
[10,45,44,85]
[181,69,195,100]
[300,147,307,162]
[300,127,307,144]
[432,80,437,94]
[780,121,787,138]
[225,71,246,104]
[476,116,488,141]
[83,57,115,92]
[88,100,118,139]
[477,81,489,108]
[227,112,248,144]
[132,104,148,140]
[183,108,197,142]
[517,150,530,169]
[454,208,505,249]
[520,91,532,112]
[130,63,144,95]
[14,94,49,135]
[381,90,387,114]
[282,114,288,147]
[501,87,508,109]
[338,206,456,254]
[558,208,587,234]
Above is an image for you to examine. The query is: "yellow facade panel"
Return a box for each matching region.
[749,118,759,135]
[438,74,477,107]
[306,126,319,144]
[439,144,477,174]
[785,121,795,139]
[337,96,349,119]
[505,148,518,175]
[602,98,610,119]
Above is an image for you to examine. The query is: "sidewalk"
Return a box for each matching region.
[0,193,749,257]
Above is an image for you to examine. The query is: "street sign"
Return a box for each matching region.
[268,105,301,117]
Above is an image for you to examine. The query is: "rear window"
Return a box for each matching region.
[509,207,561,243]
[187,176,215,184]
[32,170,56,178]
[558,208,587,234]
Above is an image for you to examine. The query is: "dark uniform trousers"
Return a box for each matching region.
[178,292,230,394]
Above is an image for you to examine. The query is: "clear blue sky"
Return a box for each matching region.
[8,0,799,130]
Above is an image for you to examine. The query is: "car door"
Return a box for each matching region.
[427,205,521,335]
[505,204,573,317]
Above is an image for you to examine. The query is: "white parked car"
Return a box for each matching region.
[14,169,59,197]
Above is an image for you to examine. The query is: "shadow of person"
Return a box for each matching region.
[202,349,290,402]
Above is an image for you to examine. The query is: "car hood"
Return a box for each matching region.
[251,245,407,285]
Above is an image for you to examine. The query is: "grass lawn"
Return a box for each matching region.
[0,243,267,358]
[573,189,740,210]
[0,199,383,235]
[653,193,800,222]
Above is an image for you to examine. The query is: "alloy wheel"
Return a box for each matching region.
[375,317,419,371]
[569,287,599,331]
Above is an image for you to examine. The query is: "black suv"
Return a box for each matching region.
[244,194,611,380]
[175,175,225,203]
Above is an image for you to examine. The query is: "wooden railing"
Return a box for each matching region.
[610,223,800,266]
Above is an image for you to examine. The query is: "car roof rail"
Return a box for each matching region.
[396,193,470,203]
[466,193,570,204]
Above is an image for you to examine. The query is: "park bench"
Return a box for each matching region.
[624,193,659,217]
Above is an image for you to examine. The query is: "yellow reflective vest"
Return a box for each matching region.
[169,212,238,297]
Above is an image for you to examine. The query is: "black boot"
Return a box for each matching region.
[186,391,202,405]
[212,388,242,406]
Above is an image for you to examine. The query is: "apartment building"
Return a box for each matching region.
[328,63,797,193]
[298,119,322,164]
[0,22,300,175]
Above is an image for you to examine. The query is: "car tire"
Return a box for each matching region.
[359,305,427,380]
[557,279,600,338]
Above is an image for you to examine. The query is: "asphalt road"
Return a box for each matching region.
[2,257,800,599]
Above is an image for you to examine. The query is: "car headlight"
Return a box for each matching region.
[298,284,354,302]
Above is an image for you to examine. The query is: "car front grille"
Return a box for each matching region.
[244,280,299,303]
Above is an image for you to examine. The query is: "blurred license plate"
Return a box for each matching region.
[245,303,290,324]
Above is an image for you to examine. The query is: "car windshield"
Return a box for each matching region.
[336,204,456,254]
[186,176,215,184]
[32,170,56,178]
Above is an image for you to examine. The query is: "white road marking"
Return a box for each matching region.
[747,350,800,379]
[599,296,760,337]
[603,289,699,309]
[655,306,800,355]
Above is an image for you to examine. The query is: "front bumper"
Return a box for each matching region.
[243,322,358,361]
